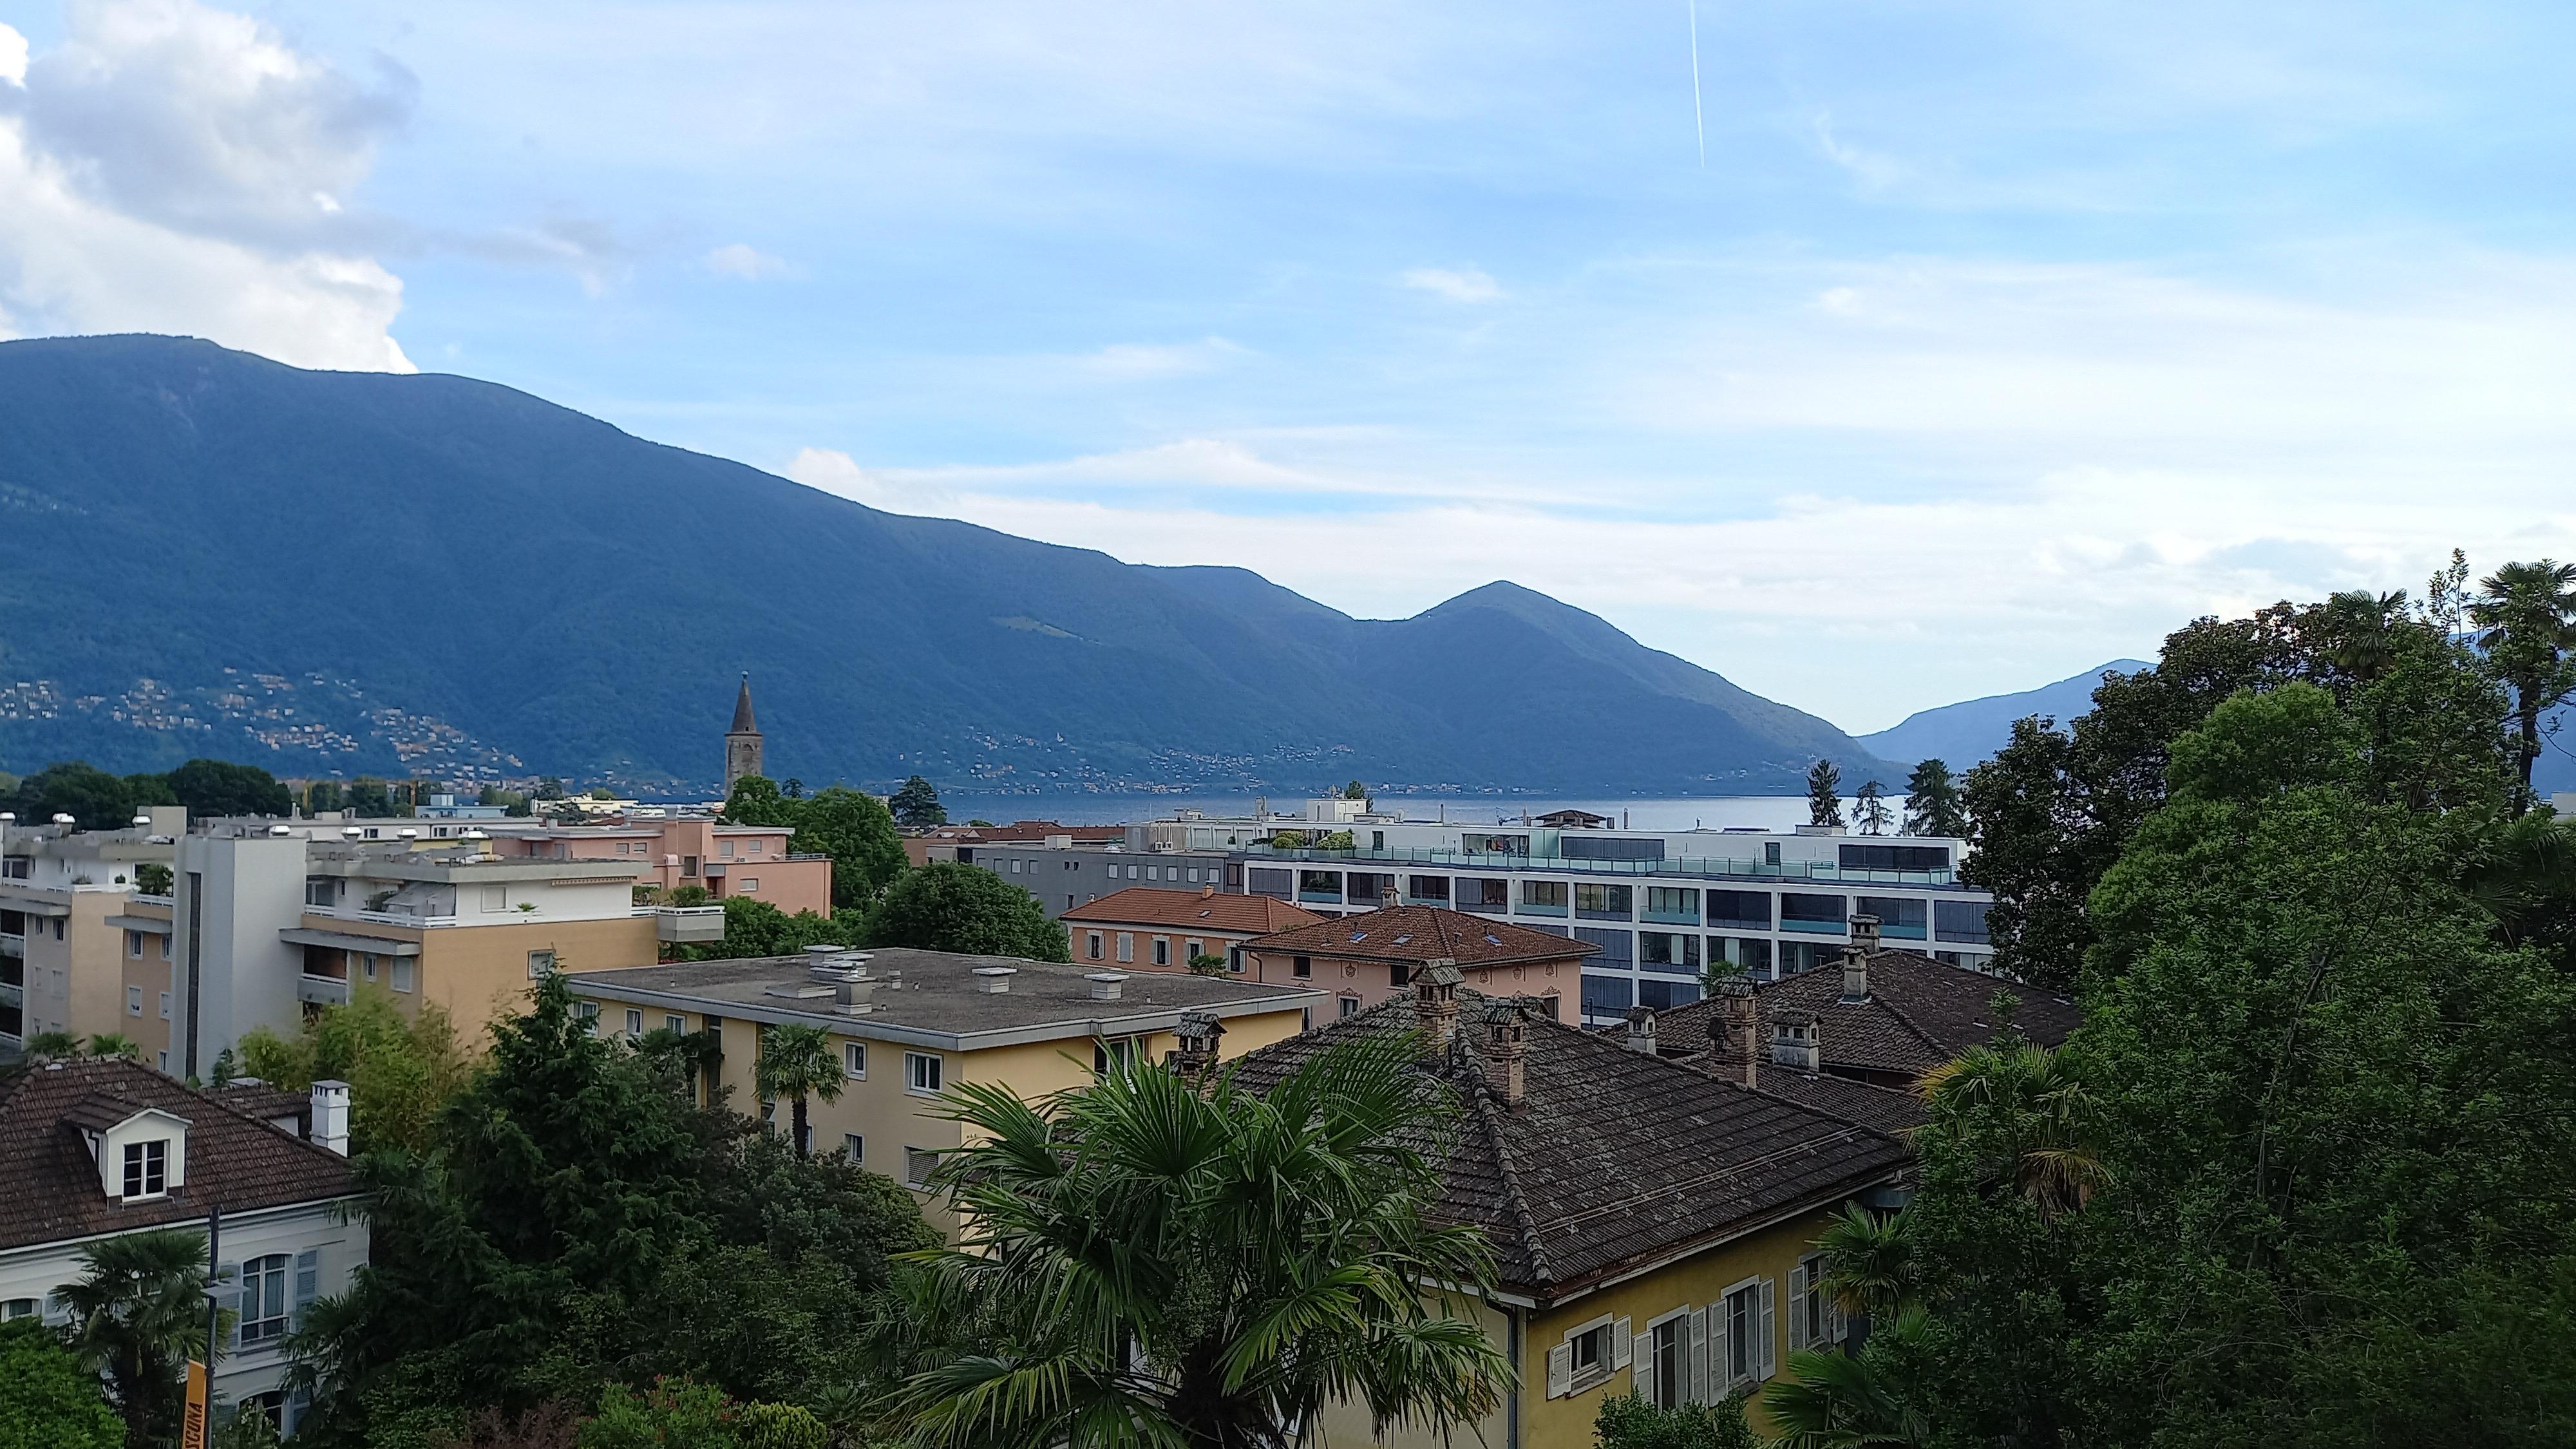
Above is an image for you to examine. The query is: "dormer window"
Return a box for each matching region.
[122,1139,168,1198]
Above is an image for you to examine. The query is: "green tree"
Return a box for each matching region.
[135,863,173,896]
[752,1023,843,1159]
[679,896,858,963]
[721,777,797,829]
[55,1229,216,1449]
[1805,760,1843,828]
[1593,1390,1756,1449]
[84,1033,141,1061]
[8,761,132,830]
[235,990,475,1154]
[22,1030,82,1059]
[2470,558,2576,813]
[790,788,907,911]
[1341,779,1368,800]
[1186,952,1226,976]
[862,862,1067,961]
[165,759,293,818]
[1759,1313,1931,1449]
[1852,780,1889,835]
[1812,1203,1915,1320]
[345,777,394,816]
[889,1030,1510,1447]
[0,1317,122,1449]
[1897,759,1965,839]
[888,776,945,829]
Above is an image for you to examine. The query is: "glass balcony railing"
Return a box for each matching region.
[1236,843,1961,887]
[1514,900,1569,918]
[1780,918,1846,935]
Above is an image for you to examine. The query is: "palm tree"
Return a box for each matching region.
[23,1029,82,1060]
[2469,559,2576,814]
[1814,1202,1916,1320]
[754,1022,844,1158]
[86,1033,142,1061]
[1760,1309,1933,1449]
[55,1228,217,1449]
[1917,1041,2105,1222]
[889,1030,1511,1448]
[2320,587,2410,684]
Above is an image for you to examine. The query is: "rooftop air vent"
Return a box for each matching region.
[972,966,1017,994]
[1087,972,1128,1001]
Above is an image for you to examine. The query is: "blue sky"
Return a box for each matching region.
[5,1,2575,732]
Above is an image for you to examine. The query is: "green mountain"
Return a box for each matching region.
[0,335,1897,795]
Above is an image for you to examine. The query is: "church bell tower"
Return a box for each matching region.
[724,673,764,794]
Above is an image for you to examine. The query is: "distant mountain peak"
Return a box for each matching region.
[1861,659,2155,768]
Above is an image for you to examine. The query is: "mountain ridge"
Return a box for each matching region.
[1859,659,2155,769]
[0,334,1899,795]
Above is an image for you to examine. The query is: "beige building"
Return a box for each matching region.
[3,812,180,1065]
[1062,886,1325,978]
[565,947,1327,1233]
[1228,973,1910,1448]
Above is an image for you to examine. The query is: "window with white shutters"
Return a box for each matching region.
[1759,1277,1777,1379]
[1723,1280,1759,1386]
[1689,1305,1711,1404]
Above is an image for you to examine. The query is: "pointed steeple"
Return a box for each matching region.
[729,673,759,735]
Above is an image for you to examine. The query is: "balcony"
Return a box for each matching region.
[0,932,19,958]
[1641,907,1700,926]
[1513,900,1569,918]
[650,905,726,943]
[1779,918,1846,935]
[296,974,352,1007]
[303,904,455,929]
[0,982,21,1009]
[1236,843,1960,887]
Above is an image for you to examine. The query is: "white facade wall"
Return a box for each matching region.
[172,836,309,1080]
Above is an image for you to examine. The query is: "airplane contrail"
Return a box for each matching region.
[1689,1,1707,167]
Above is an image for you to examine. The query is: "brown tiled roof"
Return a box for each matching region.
[0,1059,359,1253]
[1224,991,1908,1304]
[1658,950,2079,1080]
[1061,887,1327,935]
[1242,905,1600,969]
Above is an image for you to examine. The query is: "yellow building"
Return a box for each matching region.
[3,813,179,1066]
[565,947,1329,1233]
[1226,974,1910,1449]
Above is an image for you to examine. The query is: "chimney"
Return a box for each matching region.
[1842,917,1876,1003]
[1769,1009,1821,1072]
[972,966,1016,994]
[1710,976,1760,1088]
[1484,999,1528,1106]
[1624,1005,1659,1054]
[1201,884,1215,898]
[1414,959,1464,1049]
[310,1079,351,1155]
[1087,971,1128,1001]
[1380,882,1399,909]
[1168,1010,1225,1078]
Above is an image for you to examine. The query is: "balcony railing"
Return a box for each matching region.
[1238,844,1961,887]
[303,905,454,929]
[296,974,352,1007]
[128,894,175,907]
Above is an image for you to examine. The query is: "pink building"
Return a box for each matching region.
[493,820,835,918]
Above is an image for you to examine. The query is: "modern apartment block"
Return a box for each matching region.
[166,826,715,1078]
[2,811,180,1063]
[1159,811,1996,1026]
[971,838,1236,919]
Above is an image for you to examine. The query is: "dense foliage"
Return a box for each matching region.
[721,777,907,910]
[292,976,936,1449]
[3,755,289,829]
[0,1318,122,1449]
[887,776,945,829]
[860,862,1069,963]
[1593,1390,1756,1449]
[236,989,474,1153]
[1875,569,2576,1448]
[54,1229,216,1449]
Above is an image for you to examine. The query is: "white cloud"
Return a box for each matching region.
[1401,265,1502,303]
[0,0,412,370]
[705,242,796,280]
[0,23,28,87]
[1072,336,1247,380]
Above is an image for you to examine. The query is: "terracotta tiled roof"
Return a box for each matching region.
[1061,887,1327,935]
[0,1059,359,1253]
[1224,991,1908,1303]
[1658,950,2079,1080]
[1242,905,1600,969]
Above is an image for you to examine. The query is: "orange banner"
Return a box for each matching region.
[181,1360,209,1449]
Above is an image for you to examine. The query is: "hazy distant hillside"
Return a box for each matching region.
[1861,660,2153,768]
[0,335,1898,795]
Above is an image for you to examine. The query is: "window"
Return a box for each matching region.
[1184,938,1203,962]
[1291,954,1312,979]
[1779,893,1848,934]
[1185,868,1200,883]
[1580,973,1634,1017]
[843,1133,864,1162]
[576,1001,600,1031]
[1152,937,1170,966]
[1764,841,1783,866]
[1649,1314,1684,1409]
[158,991,171,1019]
[1855,895,1927,939]
[1338,994,1361,1019]
[391,960,415,992]
[0,1298,37,1321]
[1546,1313,1627,1399]
[122,1139,168,1198]
[127,930,145,958]
[739,877,759,893]
[905,1052,944,1095]
[904,1147,938,1189]
[1791,1253,1835,1350]
[667,1014,686,1034]
[239,1255,290,1343]
[720,840,735,858]
[361,953,377,982]
[844,1041,867,1078]
[1574,882,1632,920]
[480,885,507,913]
[1722,1279,1774,1385]
[1389,961,1412,988]
[1640,932,1701,974]
[1009,859,1022,874]
[1935,899,1993,945]
[1407,874,1450,902]
[1518,880,1569,914]
[1085,931,1104,960]
[1571,1321,1609,1375]
[1707,889,1772,929]
[1094,1037,1139,1075]
[1839,842,1952,870]
[236,1391,287,1433]
[1116,933,1134,963]
[683,855,699,876]
[128,985,144,1016]
[527,949,556,979]
[625,1009,644,1037]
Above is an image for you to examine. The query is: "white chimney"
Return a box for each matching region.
[1624,1005,1659,1054]
[310,1080,352,1155]
[972,966,1017,994]
[1088,972,1128,1001]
